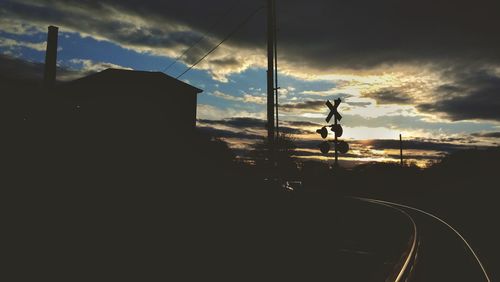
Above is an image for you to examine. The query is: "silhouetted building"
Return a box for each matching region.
[57,68,203,132]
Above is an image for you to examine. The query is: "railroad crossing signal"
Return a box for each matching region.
[326,98,342,123]
[316,98,349,167]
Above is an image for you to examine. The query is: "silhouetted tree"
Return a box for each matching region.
[252,133,299,178]
[191,131,236,171]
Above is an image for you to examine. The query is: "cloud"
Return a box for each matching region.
[209,90,266,104]
[358,139,470,152]
[194,115,496,166]
[0,0,268,82]
[471,132,500,138]
[0,53,80,83]
[198,117,309,135]
[285,120,322,127]
[199,117,265,129]
[5,0,500,77]
[0,53,43,82]
[363,89,414,105]
[0,54,131,82]
[68,59,132,74]
[197,126,262,141]
[2,0,500,123]
[210,90,242,102]
[280,100,325,112]
[0,17,44,35]
[0,37,46,51]
[417,68,500,121]
[197,103,264,120]
[242,93,266,105]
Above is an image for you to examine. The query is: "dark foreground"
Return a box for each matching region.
[2,86,498,281]
[4,144,498,281]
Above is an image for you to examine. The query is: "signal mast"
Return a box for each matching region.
[317,99,349,168]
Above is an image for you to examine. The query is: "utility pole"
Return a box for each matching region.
[400,134,404,167]
[273,0,279,141]
[267,0,276,164]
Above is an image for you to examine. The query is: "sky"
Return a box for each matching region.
[1,0,499,167]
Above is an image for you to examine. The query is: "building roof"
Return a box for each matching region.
[62,68,203,94]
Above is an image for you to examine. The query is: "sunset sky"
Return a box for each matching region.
[1,0,499,166]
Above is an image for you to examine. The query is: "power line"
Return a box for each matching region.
[176,5,265,79]
[161,4,238,73]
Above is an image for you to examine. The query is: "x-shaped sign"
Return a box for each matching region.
[325,98,342,123]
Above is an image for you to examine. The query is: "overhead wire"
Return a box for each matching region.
[176,5,265,79]
[161,4,238,73]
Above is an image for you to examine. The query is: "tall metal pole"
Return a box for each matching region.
[400,134,403,167]
[273,0,279,141]
[267,0,276,163]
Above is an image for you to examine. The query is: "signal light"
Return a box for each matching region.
[336,141,349,154]
[330,124,343,138]
[316,126,328,139]
[318,141,330,154]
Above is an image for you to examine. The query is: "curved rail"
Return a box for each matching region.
[352,197,491,282]
[354,197,418,282]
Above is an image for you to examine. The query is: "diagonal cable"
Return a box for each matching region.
[161,4,238,73]
[176,6,265,79]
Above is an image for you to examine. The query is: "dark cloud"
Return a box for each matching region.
[197,117,491,164]
[198,117,309,135]
[201,113,497,140]
[344,101,371,107]
[4,0,500,70]
[199,117,265,128]
[471,132,500,138]
[417,69,500,121]
[363,89,414,105]
[0,54,44,83]
[3,0,500,122]
[276,0,500,70]
[385,153,443,161]
[0,54,83,83]
[197,126,262,140]
[0,0,209,57]
[209,57,240,67]
[286,120,320,126]
[286,138,485,164]
[280,100,324,111]
[357,139,470,152]
[295,137,486,156]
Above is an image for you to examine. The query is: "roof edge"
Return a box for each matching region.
[65,68,204,94]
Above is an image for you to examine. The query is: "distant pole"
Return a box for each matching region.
[44,25,59,89]
[400,134,403,167]
[267,0,276,164]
